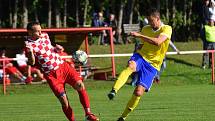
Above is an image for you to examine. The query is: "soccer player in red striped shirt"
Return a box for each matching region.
[24,22,99,121]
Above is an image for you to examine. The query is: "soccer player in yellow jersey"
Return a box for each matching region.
[107,8,172,121]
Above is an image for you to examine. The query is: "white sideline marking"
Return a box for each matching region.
[61,50,212,58]
[0,50,213,60]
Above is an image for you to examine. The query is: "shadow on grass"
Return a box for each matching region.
[162,72,211,77]
[166,57,200,68]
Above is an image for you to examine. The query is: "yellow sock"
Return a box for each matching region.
[113,67,133,92]
[121,94,141,118]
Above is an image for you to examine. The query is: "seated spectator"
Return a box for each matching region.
[91,12,108,45]
[0,48,31,84]
[105,13,121,44]
[16,50,46,83]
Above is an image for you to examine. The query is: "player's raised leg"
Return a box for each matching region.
[107,61,136,100]
[59,93,75,121]
[73,81,99,121]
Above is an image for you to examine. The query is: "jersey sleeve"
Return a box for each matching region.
[160,25,172,39]
[140,25,150,34]
[23,45,29,53]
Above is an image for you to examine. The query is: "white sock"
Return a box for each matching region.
[21,76,27,82]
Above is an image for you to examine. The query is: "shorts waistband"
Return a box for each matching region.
[44,65,60,74]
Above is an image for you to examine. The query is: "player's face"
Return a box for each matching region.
[109,14,115,21]
[204,0,209,6]
[29,25,42,38]
[0,50,6,57]
[208,19,214,26]
[147,15,160,30]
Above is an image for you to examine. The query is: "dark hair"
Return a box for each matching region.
[146,8,160,18]
[0,47,6,55]
[27,22,40,30]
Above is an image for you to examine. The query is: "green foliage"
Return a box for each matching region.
[170,11,184,30]
[68,17,76,23]
[32,0,39,7]
[82,0,93,26]
[0,0,204,41]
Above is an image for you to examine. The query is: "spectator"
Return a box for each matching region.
[0,48,32,84]
[91,12,108,45]
[201,19,215,69]
[16,50,46,83]
[24,22,99,121]
[91,12,106,27]
[208,0,215,21]
[201,0,215,69]
[105,13,121,44]
[201,0,210,66]
[202,0,210,25]
[201,0,215,26]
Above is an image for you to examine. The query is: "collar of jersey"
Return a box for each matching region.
[151,22,164,32]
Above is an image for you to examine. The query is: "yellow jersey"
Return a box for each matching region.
[136,24,172,71]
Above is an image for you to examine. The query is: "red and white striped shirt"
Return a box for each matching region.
[25,33,64,73]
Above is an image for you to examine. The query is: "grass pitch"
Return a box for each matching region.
[0,82,215,121]
[1,41,215,121]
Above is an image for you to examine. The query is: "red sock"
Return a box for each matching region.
[62,105,75,121]
[78,89,91,115]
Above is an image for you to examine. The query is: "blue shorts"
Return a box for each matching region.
[129,53,158,92]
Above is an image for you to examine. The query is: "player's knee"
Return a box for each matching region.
[128,61,136,71]
[134,87,144,96]
[59,95,69,108]
[134,90,143,96]
[74,81,85,91]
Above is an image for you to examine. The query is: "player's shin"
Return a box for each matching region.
[77,89,91,115]
[113,67,133,92]
[121,94,141,119]
[62,105,75,121]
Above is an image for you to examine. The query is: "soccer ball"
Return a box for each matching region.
[73,50,88,65]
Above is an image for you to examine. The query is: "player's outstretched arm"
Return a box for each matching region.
[25,44,35,65]
[130,32,168,46]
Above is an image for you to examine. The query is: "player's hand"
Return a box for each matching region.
[130,32,141,37]
[6,63,13,67]
[25,41,33,52]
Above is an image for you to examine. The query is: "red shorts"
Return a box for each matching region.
[5,66,18,74]
[44,62,82,97]
[19,65,38,73]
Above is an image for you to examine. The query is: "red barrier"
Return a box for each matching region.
[212,53,214,84]
[2,57,6,94]
[208,50,215,84]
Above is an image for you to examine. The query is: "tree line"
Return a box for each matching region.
[0,0,203,42]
